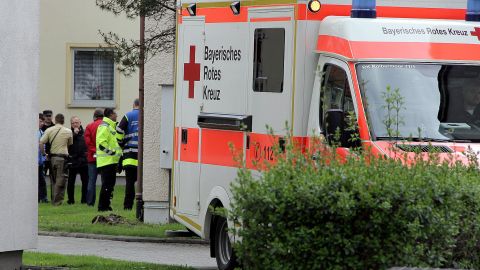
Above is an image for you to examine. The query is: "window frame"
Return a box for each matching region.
[319,62,360,147]
[66,44,118,108]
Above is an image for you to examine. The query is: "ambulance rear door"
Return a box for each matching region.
[175,16,205,216]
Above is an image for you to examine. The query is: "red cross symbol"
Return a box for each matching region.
[471,27,480,41]
[184,46,201,99]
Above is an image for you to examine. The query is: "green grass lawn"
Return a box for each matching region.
[39,184,184,237]
[24,252,192,270]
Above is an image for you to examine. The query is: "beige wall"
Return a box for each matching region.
[39,0,139,126]
[143,16,175,223]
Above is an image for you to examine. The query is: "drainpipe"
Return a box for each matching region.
[136,13,145,221]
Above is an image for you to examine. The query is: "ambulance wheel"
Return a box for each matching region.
[214,217,238,270]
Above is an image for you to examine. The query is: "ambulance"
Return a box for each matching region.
[172,0,480,268]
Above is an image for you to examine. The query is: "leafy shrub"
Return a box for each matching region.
[230,143,480,270]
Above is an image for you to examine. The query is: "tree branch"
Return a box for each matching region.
[96,0,176,75]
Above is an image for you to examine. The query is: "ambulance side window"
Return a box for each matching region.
[320,64,354,129]
[253,28,285,93]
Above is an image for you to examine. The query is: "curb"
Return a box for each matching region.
[39,231,209,245]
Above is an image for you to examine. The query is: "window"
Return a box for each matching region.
[356,63,480,141]
[70,48,116,107]
[253,28,285,92]
[320,64,358,148]
[321,64,354,126]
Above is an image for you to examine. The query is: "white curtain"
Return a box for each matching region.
[73,50,114,101]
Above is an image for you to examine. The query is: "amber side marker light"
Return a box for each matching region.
[308,0,322,13]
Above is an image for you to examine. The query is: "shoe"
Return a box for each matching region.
[124,206,132,210]
[40,199,49,203]
[67,201,75,205]
[98,206,113,212]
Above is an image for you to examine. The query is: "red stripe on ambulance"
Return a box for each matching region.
[201,129,243,167]
[317,35,480,61]
[179,128,199,163]
[181,4,467,24]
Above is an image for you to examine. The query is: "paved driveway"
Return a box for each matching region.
[31,236,217,269]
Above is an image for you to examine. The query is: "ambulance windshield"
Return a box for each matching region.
[356,63,480,142]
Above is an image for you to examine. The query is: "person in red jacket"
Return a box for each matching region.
[84,109,104,206]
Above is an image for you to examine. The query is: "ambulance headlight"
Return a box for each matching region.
[308,0,322,13]
[187,3,196,16]
[466,0,480,21]
[230,1,241,15]
[351,0,376,18]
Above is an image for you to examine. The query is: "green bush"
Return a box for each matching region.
[231,144,480,270]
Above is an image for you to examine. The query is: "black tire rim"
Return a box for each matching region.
[218,219,233,266]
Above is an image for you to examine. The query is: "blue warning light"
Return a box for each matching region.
[351,0,376,18]
[466,0,480,21]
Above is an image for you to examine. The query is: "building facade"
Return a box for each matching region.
[40,0,174,224]
[39,0,139,126]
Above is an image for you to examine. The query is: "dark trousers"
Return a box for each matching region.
[43,160,51,177]
[67,165,88,204]
[44,160,54,201]
[98,164,117,211]
[86,163,99,206]
[124,165,137,210]
[38,165,47,202]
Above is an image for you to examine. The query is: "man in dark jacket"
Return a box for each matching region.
[38,113,48,203]
[67,116,89,204]
[41,109,55,183]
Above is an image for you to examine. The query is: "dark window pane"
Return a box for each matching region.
[253,28,285,92]
[321,65,351,125]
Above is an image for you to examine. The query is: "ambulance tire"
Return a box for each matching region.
[214,216,238,270]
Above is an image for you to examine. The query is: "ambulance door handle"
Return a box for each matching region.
[181,128,188,145]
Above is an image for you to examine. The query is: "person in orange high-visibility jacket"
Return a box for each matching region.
[96,108,122,212]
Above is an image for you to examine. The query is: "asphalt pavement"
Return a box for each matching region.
[31,235,217,270]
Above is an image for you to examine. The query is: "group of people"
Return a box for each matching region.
[37,99,140,212]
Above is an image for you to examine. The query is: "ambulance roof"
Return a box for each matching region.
[180,0,466,9]
[180,0,466,8]
[317,16,480,62]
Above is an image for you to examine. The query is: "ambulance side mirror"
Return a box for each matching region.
[325,109,346,146]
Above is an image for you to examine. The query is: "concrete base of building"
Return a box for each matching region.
[0,250,22,270]
[144,201,170,224]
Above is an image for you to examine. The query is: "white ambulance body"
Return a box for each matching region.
[172,0,480,268]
